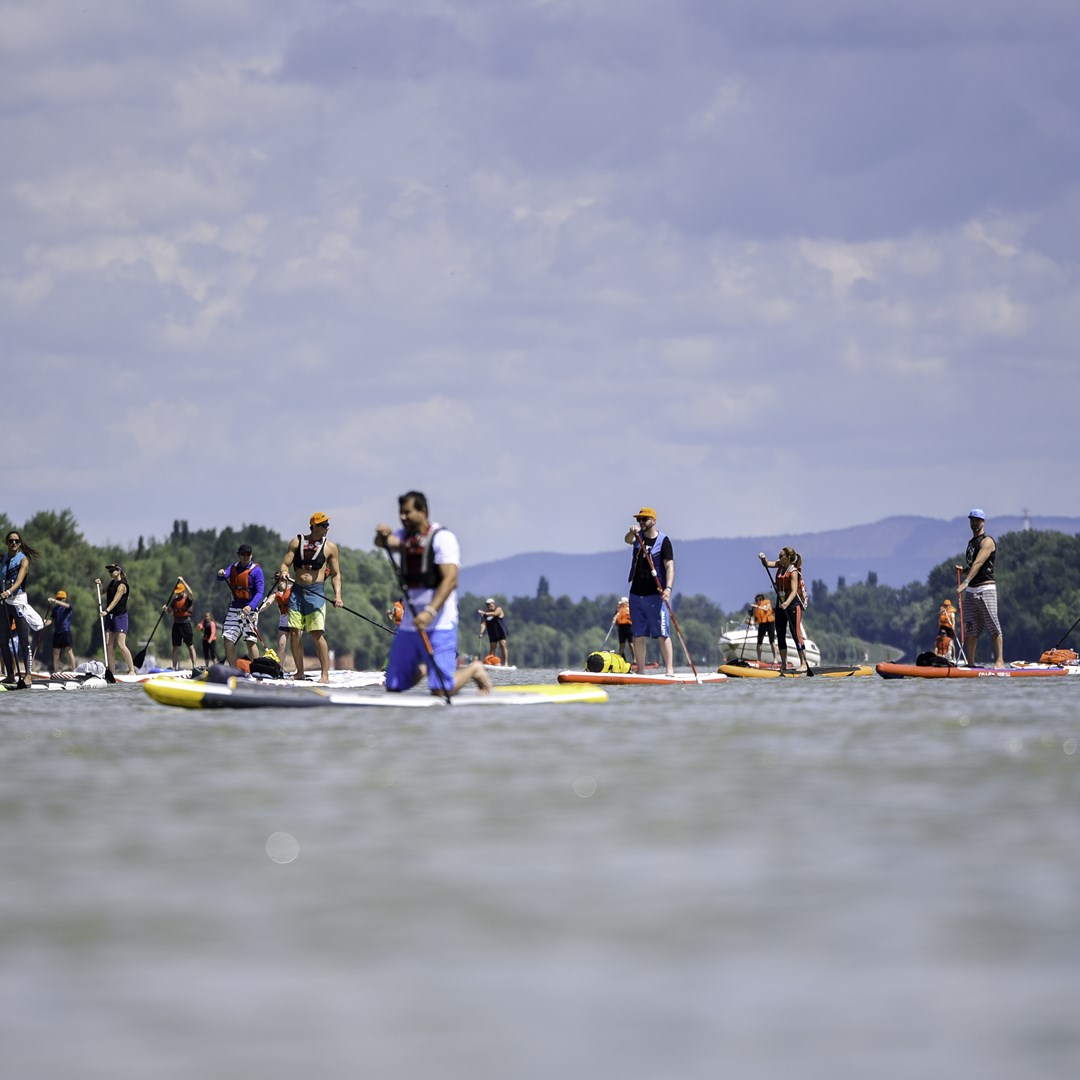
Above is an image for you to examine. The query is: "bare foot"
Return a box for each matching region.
[472,663,492,694]
[452,660,492,694]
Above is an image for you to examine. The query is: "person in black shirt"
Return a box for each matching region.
[956,508,1003,668]
[623,507,675,677]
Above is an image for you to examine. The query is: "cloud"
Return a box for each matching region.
[2,0,1079,566]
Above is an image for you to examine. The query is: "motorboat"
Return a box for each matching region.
[718,623,822,668]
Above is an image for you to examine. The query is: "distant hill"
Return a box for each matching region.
[459,515,1080,612]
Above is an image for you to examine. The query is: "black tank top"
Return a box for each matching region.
[965,534,996,586]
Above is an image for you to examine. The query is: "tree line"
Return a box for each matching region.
[5,509,1078,669]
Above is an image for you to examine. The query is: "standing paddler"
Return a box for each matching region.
[277,511,343,684]
[956,508,1004,669]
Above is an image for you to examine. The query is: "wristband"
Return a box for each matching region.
[423,605,438,617]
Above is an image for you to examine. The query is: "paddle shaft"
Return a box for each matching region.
[955,567,964,648]
[636,535,699,680]
[1052,613,1080,650]
[381,543,453,704]
[283,576,395,635]
[94,580,117,683]
[2,605,23,686]
[954,566,972,665]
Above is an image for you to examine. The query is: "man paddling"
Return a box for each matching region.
[217,544,264,666]
[624,507,676,677]
[957,508,1004,669]
[277,511,343,684]
[374,491,490,696]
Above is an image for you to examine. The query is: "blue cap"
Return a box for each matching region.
[968,508,985,520]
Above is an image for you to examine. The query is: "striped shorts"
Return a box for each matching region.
[223,606,259,644]
[963,585,1001,638]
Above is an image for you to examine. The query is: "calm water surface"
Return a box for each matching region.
[2,671,1079,1079]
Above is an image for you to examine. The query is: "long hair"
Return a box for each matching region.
[4,531,40,559]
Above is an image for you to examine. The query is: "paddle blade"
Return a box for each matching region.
[104,669,117,684]
[132,647,147,670]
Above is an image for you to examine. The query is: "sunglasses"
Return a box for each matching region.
[635,516,650,522]
[6,537,20,544]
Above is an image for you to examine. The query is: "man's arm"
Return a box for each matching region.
[326,542,343,605]
[279,537,298,580]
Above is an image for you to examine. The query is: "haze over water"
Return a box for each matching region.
[4,673,1078,1079]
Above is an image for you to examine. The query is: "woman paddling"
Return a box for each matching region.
[97,564,136,677]
[759,547,808,673]
[1,530,44,683]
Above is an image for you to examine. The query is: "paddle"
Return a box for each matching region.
[133,579,180,670]
[1050,613,1080,651]
[283,576,395,635]
[94,579,117,684]
[760,555,814,676]
[380,544,453,704]
[636,535,700,682]
[954,567,970,666]
[3,610,25,689]
[739,609,753,662]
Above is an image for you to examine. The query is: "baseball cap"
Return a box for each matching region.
[619,596,628,604]
[105,563,123,572]
[942,599,953,607]
[174,583,186,593]
[485,598,495,605]
[968,508,985,520]
[635,507,657,520]
[237,544,253,555]
[310,511,329,526]
[55,589,67,599]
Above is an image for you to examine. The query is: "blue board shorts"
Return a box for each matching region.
[629,593,668,638]
[385,628,456,694]
[104,613,129,634]
[288,581,326,632]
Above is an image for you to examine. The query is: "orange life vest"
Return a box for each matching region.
[939,605,955,629]
[615,602,632,625]
[276,585,292,615]
[171,593,193,620]
[754,599,774,624]
[228,564,257,603]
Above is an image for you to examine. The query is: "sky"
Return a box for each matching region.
[5,0,1080,566]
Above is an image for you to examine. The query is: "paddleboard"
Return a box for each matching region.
[719,663,874,679]
[557,670,727,686]
[143,677,607,710]
[875,661,1077,679]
